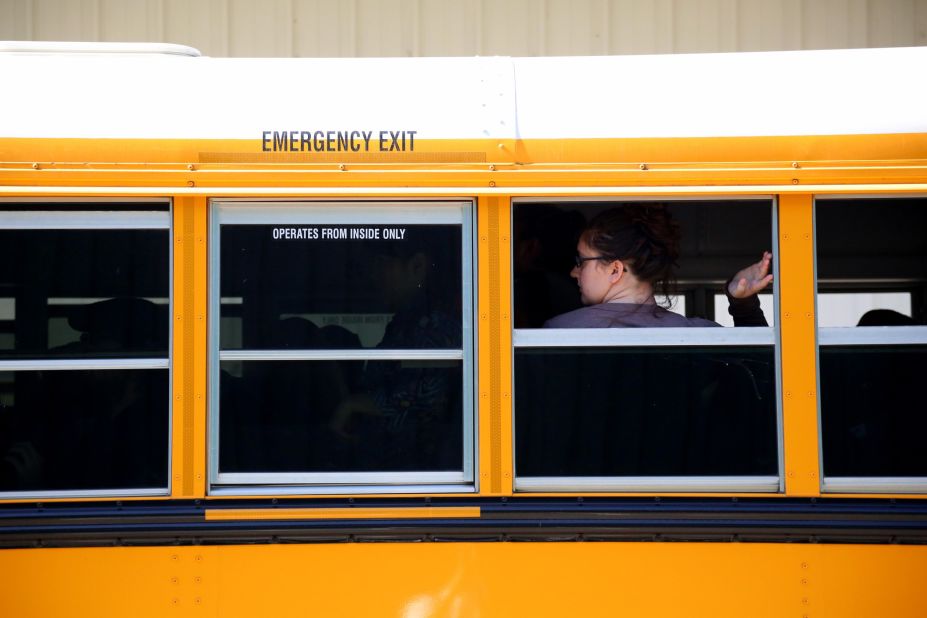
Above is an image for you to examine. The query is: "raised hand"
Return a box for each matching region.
[728,251,773,299]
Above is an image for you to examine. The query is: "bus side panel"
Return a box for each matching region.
[1,542,925,617]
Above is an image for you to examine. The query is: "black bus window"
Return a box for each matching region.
[817,293,912,327]
[212,202,474,491]
[221,224,462,350]
[713,293,775,327]
[0,207,171,497]
[816,197,927,491]
[513,200,774,328]
[0,369,169,492]
[512,199,780,491]
[0,227,169,359]
[515,346,778,480]
[817,198,926,328]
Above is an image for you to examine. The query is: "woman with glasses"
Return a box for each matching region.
[544,205,771,328]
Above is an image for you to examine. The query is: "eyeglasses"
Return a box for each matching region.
[574,254,607,267]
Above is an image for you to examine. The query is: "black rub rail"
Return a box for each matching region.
[2,497,927,549]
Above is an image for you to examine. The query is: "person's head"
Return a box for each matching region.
[857,309,916,326]
[372,228,456,311]
[375,250,429,306]
[69,297,166,352]
[571,204,680,305]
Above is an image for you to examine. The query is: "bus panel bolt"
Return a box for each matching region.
[639,163,648,170]
[32,163,40,170]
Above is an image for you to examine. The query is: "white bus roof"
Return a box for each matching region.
[1,45,925,141]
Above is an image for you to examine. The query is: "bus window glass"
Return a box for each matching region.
[816,199,926,327]
[0,229,169,358]
[0,298,14,351]
[512,199,779,491]
[816,292,912,327]
[515,347,777,477]
[0,369,169,492]
[816,197,927,488]
[213,202,474,489]
[220,360,462,473]
[820,347,927,477]
[0,205,172,497]
[713,293,775,327]
[221,225,462,350]
[513,201,773,327]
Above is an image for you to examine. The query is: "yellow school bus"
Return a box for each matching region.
[1,42,926,617]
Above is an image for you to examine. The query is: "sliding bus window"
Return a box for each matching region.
[815,197,927,493]
[0,206,171,497]
[211,201,474,493]
[512,199,780,492]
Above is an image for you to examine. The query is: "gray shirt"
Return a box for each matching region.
[543,294,767,328]
[544,302,719,328]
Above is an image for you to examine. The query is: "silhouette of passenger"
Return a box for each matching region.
[327,228,462,471]
[857,309,916,326]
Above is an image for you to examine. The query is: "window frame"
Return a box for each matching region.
[0,199,173,500]
[511,195,784,493]
[208,199,477,495]
[814,194,927,493]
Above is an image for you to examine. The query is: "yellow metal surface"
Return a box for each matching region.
[3,134,927,166]
[205,507,480,521]
[0,130,924,503]
[779,194,822,496]
[477,196,515,495]
[1,542,926,617]
[171,196,209,499]
[1,134,926,192]
[2,170,927,193]
[2,184,927,199]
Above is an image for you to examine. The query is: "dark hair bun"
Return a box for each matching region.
[583,204,680,299]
